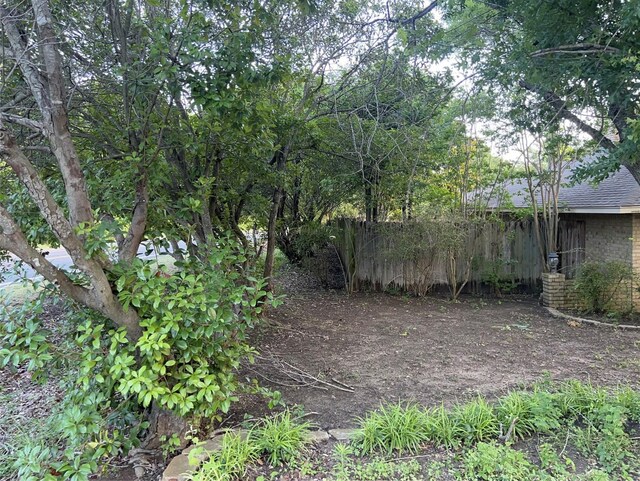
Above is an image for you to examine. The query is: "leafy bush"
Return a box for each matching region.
[279,222,337,264]
[355,403,431,454]
[462,442,536,481]
[252,411,312,466]
[1,238,279,480]
[573,261,635,314]
[112,240,277,419]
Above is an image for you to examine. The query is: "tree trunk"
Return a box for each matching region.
[264,150,287,290]
[0,0,145,342]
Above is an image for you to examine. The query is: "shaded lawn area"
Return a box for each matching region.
[241,269,640,428]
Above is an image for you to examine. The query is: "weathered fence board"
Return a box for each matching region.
[331,217,584,294]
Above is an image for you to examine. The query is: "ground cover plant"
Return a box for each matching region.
[185,380,640,481]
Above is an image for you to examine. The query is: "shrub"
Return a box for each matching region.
[1,237,279,480]
[573,261,635,314]
[252,411,312,466]
[355,403,431,454]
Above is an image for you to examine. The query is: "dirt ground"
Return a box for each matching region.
[239,267,640,429]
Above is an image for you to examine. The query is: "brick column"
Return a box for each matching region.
[632,214,640,310]
[542,273,566,308]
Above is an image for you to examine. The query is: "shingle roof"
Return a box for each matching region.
[487,157,640,213]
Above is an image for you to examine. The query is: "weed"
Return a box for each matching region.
[333,456,422,481]
[537,442,575,477]
[424,460,446,480]
[614,385,640,423]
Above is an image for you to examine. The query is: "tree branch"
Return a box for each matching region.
[1,1,94,226]
[118,170,148,261]
[0,112,44,132]
[387,1,438,25]
[518,80,616,150]
[531,43,621,58]
[0,204,92,304]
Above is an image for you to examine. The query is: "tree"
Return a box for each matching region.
[443,0,640,182]
[0,2,286,475]
[517,130,582,271]
[0,0,146,339]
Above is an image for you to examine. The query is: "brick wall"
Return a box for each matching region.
[543,213,640,311]
[584,214,633,265]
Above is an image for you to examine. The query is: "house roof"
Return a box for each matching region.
[487,157,640,214]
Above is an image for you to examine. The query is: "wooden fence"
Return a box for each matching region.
[330,217,584,295]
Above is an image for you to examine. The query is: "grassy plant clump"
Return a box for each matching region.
[252,411,312,466]
[496,391,538,441]
[188,432,259,481]
[557,380,609,421]
[355,402,431,454]
[497,387,563,441]
[428,405,463,449]
[454,396,499,445]
[182,383,640,481]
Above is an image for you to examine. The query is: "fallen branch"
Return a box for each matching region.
[248,353,355,393]
[499,417,518,444]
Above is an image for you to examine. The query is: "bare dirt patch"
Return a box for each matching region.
[241,267,640,429]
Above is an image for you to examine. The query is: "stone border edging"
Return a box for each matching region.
[161,428,357,481]
[546,307,640,330]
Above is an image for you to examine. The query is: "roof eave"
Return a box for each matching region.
[487,206,640,214]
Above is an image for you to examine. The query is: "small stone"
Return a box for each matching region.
[182,436,223,463]
[304,430,330,443]
[134,466,146,478]
[328,428,358,441]
[161,454,193,481]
